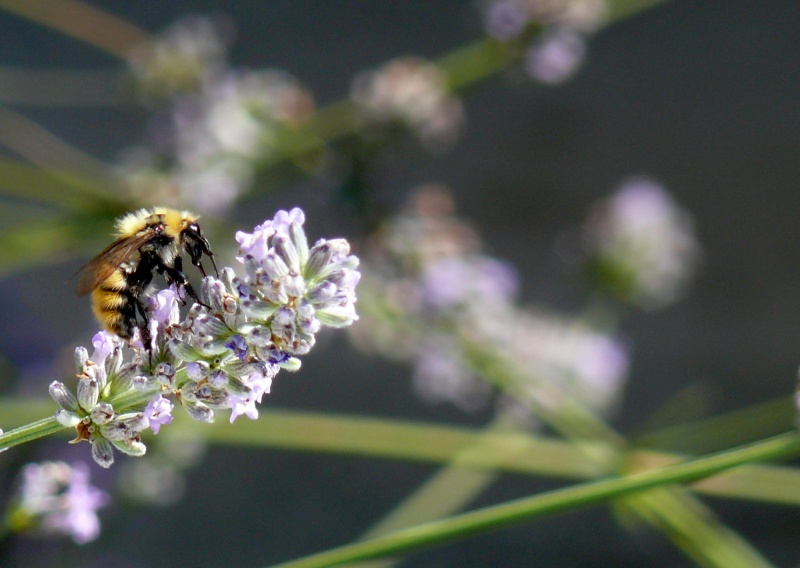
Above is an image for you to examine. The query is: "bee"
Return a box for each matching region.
[75,207,217,347]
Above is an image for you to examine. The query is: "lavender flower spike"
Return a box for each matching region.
[51,207,359,468]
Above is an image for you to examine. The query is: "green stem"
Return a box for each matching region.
[0,416,66,450]
[0,385,159,452]
[270,432,800,568]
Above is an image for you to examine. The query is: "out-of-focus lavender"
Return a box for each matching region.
[120,16,315,214]
[351,184,630,416]
[351,57,464,149]
[483,0,607,37]
[5,461,109,544]
[525,28,587,84]
[482,0,606,84]
[120,17,472,214]
[581,178,701,310]
[127,14,232,100]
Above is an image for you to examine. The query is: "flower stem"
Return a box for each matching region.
[0,416,66,451]
[270,432,800,568]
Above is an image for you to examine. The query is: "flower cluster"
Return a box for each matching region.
[351,57,464,149]
[5,461,109,544]
[127,14,232,101]
[581,178,701,309]
[482,0,607,84]
[351,184,629,415]
[121,16,315,214]
[50,208,360,468]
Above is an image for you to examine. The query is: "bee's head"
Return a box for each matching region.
[183,223,218,278]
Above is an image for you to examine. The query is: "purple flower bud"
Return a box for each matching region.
[110,437,146,457]
[246,326,274,347]
[184,401,215,423]
[186,361,209,381]
[316,304,359,328]
[262,278,290,306]
[90,402,115,425]
[133,374,155,392]
[207,368,229,388]
[241,299,279,320]
[308,280,337,304]
[203,313,232,337]
[74,347,88,372]
[49,381,79,412]
[484,0,528,40]
[327,238,351,258]
[245,370,273,402]
[289,221,309,266]
[55,409,81,427]
[153,362,176,386]
[225,334,248,360]
[304,241,332,280]
[242,254,263,280]
[273,234,301,273]
[91,436,115,468]
[279,356,302,372]
[77,378,100,412]
[262,250,290,280]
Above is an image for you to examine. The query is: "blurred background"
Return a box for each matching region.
[1,0,800,566]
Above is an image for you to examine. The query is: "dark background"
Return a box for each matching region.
[1,1,800,566]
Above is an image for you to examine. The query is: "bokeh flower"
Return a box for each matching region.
[6,461,109,544]
[482,0,606,83]
[352,184,629,416]
[351,57,464,149]
[121,16,315,214]
[581,178,701,309]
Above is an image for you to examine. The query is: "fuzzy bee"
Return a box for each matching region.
[75,207,217,347]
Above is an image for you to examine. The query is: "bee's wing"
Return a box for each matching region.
[74,232,154,296]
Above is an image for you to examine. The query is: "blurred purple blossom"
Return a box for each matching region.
[14,461,109,544]
[353,184,629,416]
[582,178,701,309]
[352,57,464,149]
[421,256,518,310]
[525,29,587,84]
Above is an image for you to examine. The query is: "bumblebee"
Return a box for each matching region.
[75,207,217,345]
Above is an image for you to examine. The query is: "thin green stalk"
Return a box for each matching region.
[461,336,775,567]
[5,397,799,507]
[0,416,65,450]
[0,0,151,59]
[0,108,112,181]
[270,432,800,568]
[623,487,773,568]
[350,413,525,568]
[0,387,159,452]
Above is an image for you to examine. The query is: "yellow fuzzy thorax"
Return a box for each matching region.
[114,206,199,238]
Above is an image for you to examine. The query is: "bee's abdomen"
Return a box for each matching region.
[91,283,137,340]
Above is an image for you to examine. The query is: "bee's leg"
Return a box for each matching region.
[162,258,187,305]
[134,298,153,366]
[160,261,209,309]
[186,233,218,277]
